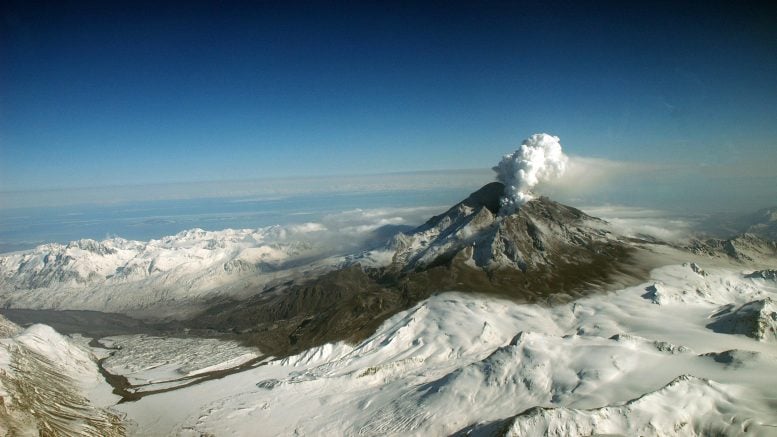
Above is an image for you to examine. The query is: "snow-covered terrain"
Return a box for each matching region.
[0,315,124,435]
[2,236,777,435]
[99,335,262,388]
[0,203,448,319]
[351,183,624,275]
[99,261,777,436]
[2,183,777,436]
[0,225,335,318]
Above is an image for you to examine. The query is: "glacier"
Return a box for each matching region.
[2,248,777,435]
[2,189,777,436]
[98,263,777,436]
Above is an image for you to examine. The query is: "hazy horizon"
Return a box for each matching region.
[2,1,776,250]
[1,162,774,254]
[2,3,777,434]
[2,157,774,211]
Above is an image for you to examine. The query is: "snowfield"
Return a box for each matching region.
[0,203,450,319]
[2,216,777,435]
[101,262,777,436]
[0,225,336,318]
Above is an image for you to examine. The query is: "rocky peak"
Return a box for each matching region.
[384,183,620,274]
[417,182,503,232]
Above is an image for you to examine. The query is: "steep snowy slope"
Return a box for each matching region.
[194,183,646,358]
[0,315,123,435]
[0,225,332,318]
[107,262,777,436]
[356,182,629,277]
[498,375,761,437]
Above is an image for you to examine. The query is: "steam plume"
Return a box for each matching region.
[493,133,568,213]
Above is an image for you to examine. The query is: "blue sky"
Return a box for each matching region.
[2,1,776,198]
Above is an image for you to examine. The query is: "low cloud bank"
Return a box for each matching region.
[0,170,490,210]
[580,205,699,242]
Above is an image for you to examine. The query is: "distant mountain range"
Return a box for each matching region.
[191,183,776,357]
[0,227,328,318]
[2,184,777,436]
[2,183,775,358]
[699,206,777,241]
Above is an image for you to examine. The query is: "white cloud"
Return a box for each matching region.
[0,170,491,209]
[493,133,568,211]
[580,205,699,242]
[539,156,660,196]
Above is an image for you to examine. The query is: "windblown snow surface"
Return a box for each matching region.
[104,260,777,436]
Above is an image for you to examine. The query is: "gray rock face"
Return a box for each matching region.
[707,298,777,342]
[686,233,777,263]
[685,262,708,276]
[385,182,621,274]
[746,270,777,281]
[701,349,761,368]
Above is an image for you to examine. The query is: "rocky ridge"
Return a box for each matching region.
[194,183,638,356]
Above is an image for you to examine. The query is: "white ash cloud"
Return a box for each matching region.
[580,205,699,242]
[493,133,569,213]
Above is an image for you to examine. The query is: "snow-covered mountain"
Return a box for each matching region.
[496,375,756,437]
[191,184,643,358]
[699,206,777,241]
[3,183,772,326]
[0,225,332,318]
[107,263,777,436]
[686,231,777,264]
[184,184,777,358]
[2,183,777,436]
[3,260,777,436]
[358,182,626,273]
[707,295,777,342]
[0,315,123,435]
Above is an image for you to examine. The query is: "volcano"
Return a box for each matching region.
[193,183,639,357]
[383,181,626,274]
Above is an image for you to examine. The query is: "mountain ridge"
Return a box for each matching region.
[192,184,643,356]
[379,182,621,274]
[3,183,776,359]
